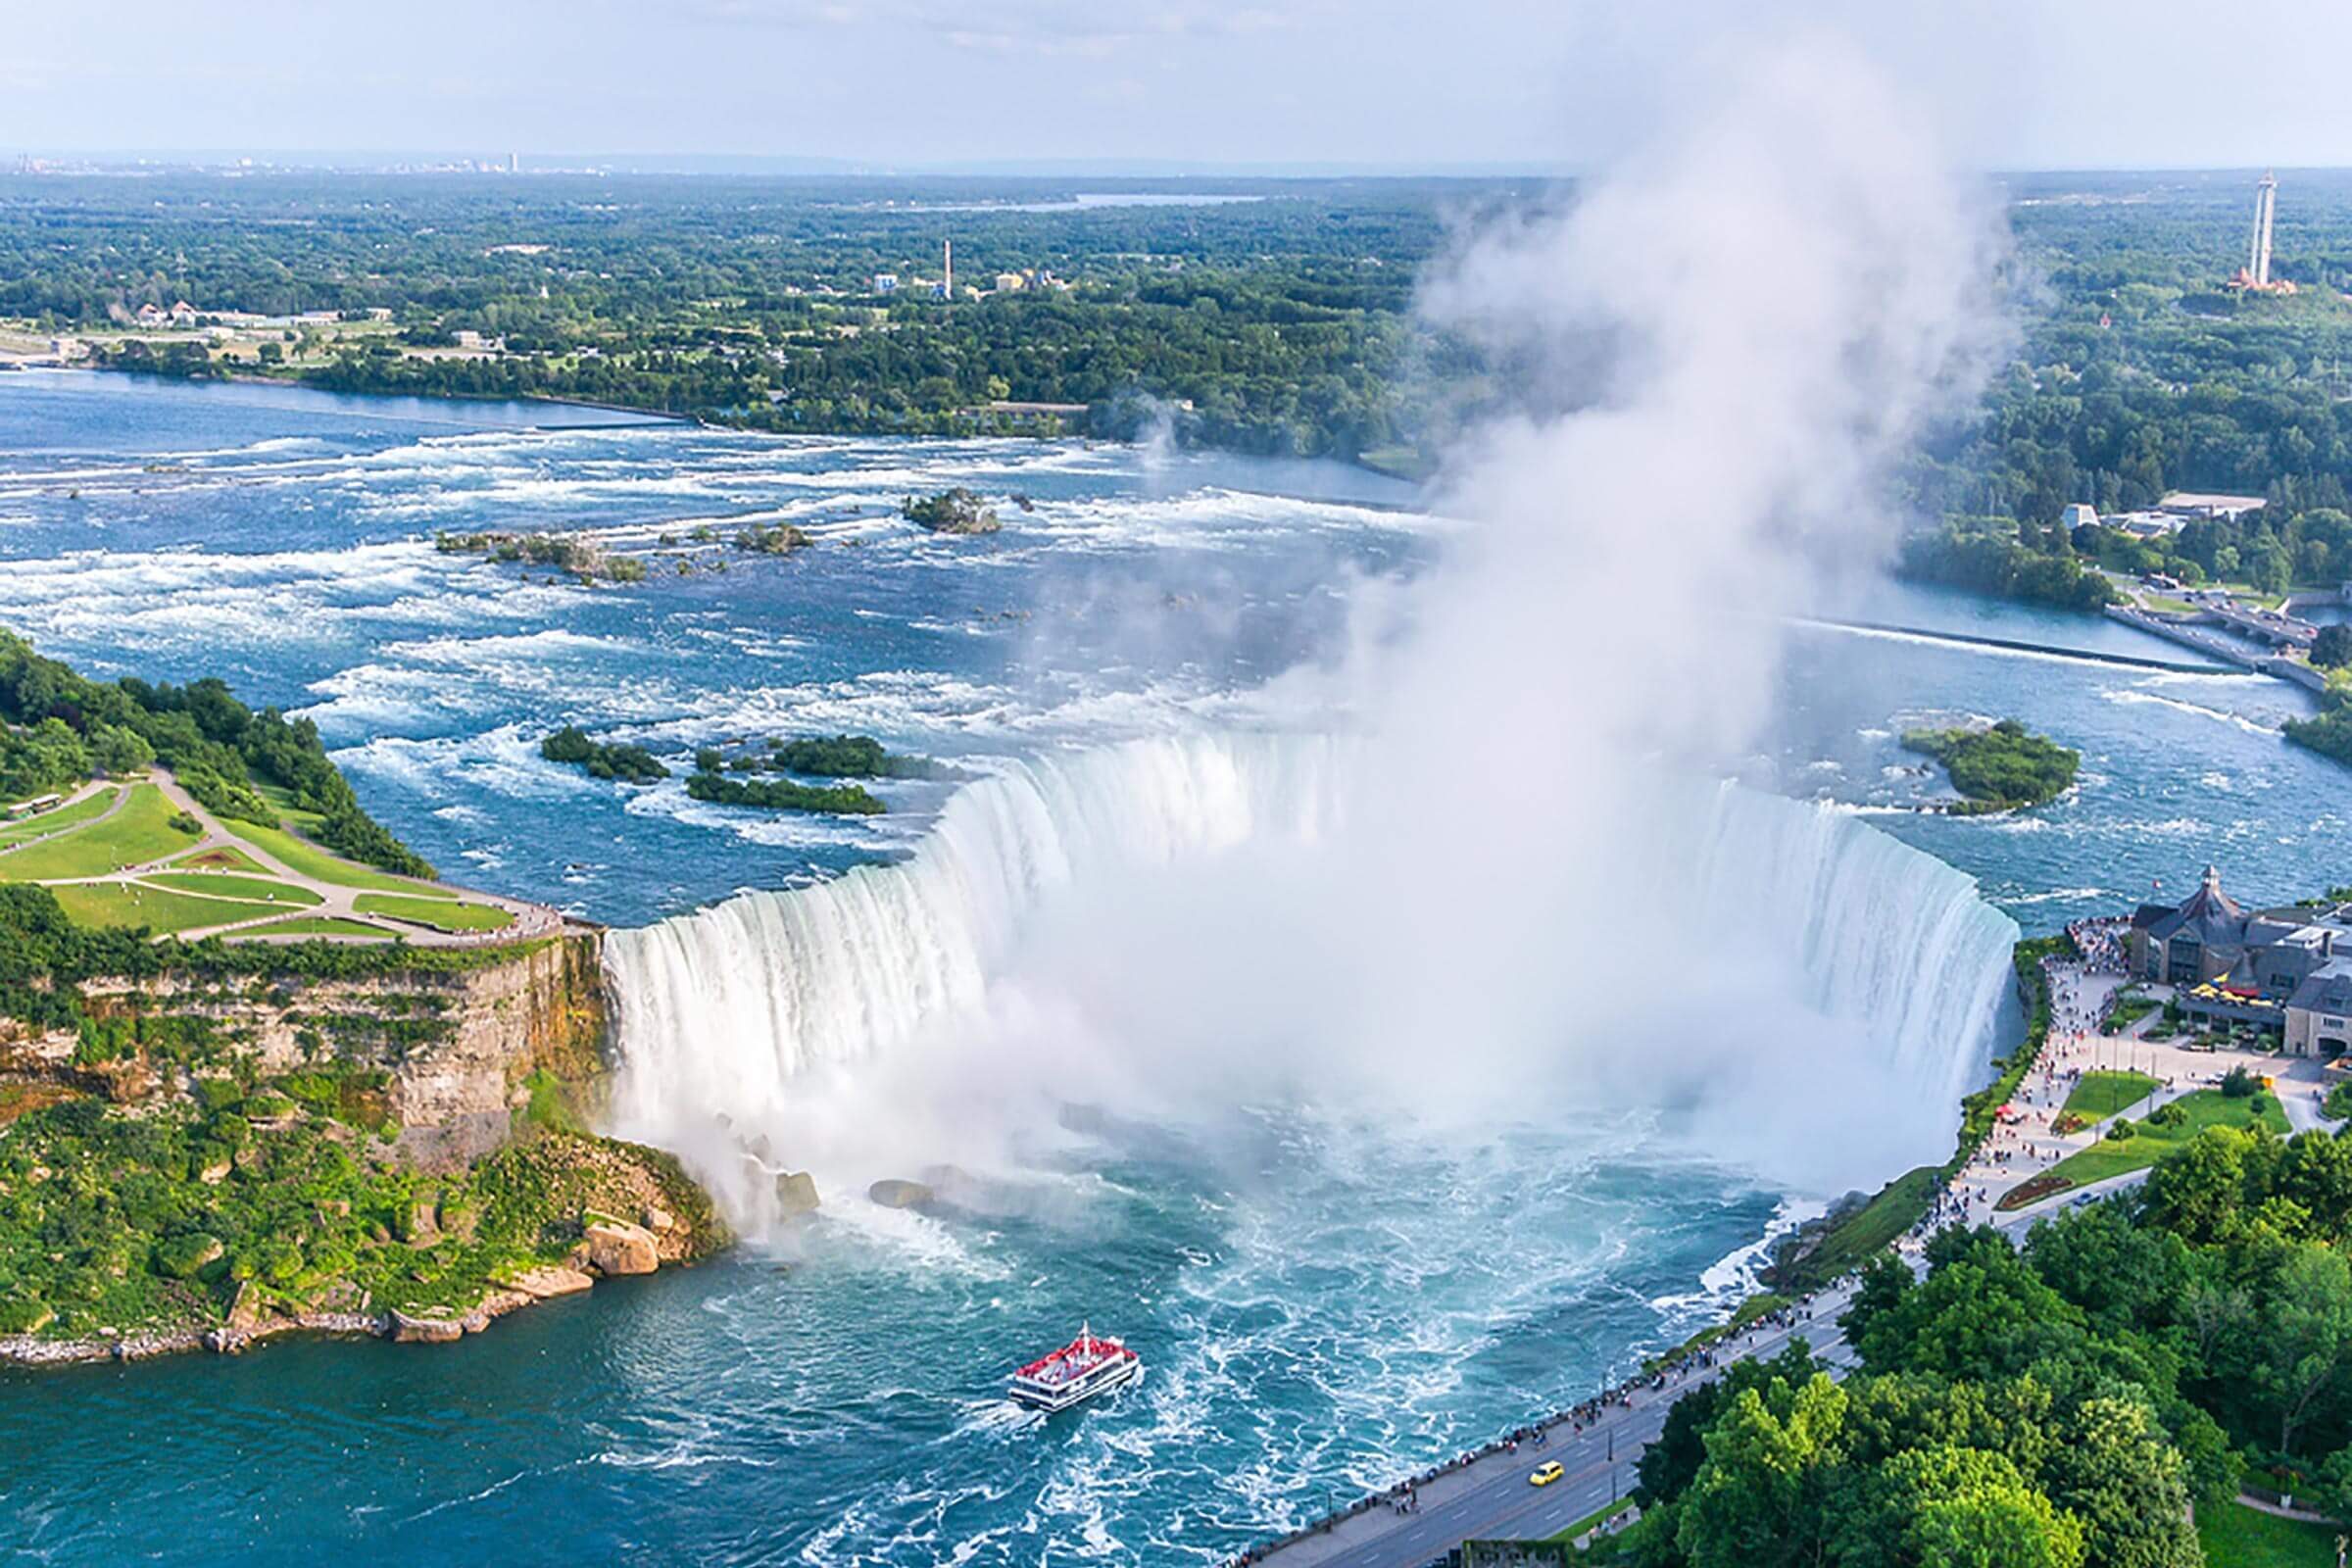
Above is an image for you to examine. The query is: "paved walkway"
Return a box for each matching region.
[3,767,563,948]
[0,777,127,850]
[1919,947,2338,1238]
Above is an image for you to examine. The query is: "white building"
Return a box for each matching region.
[2110,511,2187,541]
[2157,491,2268,522]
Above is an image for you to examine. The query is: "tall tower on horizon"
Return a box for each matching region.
[944,238,954,297]
[2249,172,2278,288]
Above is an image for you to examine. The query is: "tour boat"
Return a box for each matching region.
[1007,1323,1142,1413]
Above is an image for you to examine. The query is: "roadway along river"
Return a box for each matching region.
[1250,1283,1862,1568]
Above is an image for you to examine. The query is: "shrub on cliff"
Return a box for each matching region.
[154,1233,225,1280]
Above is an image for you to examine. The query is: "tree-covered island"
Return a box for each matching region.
[1901,719,2081,813]
[540,726,670,784]
[686,746,882,815]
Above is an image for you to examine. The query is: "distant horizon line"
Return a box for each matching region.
[9,150,2352,183]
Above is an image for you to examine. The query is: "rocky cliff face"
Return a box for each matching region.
[0,932,612,1167]
[0,931,737,1364]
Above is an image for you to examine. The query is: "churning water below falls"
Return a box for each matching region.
[1,375,2343,1564]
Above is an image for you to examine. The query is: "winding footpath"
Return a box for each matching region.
[4,768,564,947]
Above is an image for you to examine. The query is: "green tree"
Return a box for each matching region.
[2041,1396,2199,1568]
[2254,1242,2352,1456]
[1677,1374,1847,1568]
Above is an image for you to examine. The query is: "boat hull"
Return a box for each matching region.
[1008,1354,1143,1413]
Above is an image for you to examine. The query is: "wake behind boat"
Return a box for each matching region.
[1007,1324,1142,1413]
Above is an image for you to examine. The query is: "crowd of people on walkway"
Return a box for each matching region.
[2066,915,2130,977]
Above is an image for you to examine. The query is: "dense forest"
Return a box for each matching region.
[1899,171,2352,609]
[0,173,1451,462]
[12,168,2352,536]
[1598,1123,2352,1568]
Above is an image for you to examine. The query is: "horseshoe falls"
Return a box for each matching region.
[604,731,2022,1224]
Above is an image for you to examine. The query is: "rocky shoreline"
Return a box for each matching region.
[0,1211,700,1368]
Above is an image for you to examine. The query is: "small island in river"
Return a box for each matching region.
[1900,717,2080,813]
[902,488,1003,535]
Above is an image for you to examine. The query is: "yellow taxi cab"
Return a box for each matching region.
[1529,1461,1565,1487]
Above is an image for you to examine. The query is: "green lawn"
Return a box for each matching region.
[49,881,282,935]
[2037,1091,2292,1192]
[2064,1070,2162,1122]
[219,816,453,896]
[2198,1500,2339,1567]
[137,871,322,907]
[0,787,119,849]
[1782,1165,1942,1287]
[353,893,514,932]
[169,845,267,873]
[0,784,199,879]
[240,915,397,939]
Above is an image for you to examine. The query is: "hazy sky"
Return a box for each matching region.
[7,0,2351,171]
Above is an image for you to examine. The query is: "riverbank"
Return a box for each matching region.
[0,1122,728,1368]
[38,361,692,429]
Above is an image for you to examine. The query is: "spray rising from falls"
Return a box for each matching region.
[607,733,2019,1223]
[612,37,2013,1229]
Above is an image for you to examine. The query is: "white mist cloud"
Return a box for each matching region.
[611,30,2021,1214]
[1032,32,2012,1144]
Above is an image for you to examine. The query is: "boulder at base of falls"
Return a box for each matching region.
[385,1309,466,1345]
[503,1265,597,1300]
[776,1170,820,1217]
[583,1217,662,1276]
[867,1178,933,1209]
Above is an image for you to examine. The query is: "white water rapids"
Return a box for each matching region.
[603,732,2020,1227]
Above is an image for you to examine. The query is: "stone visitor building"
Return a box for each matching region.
[2126,866,2352,1056]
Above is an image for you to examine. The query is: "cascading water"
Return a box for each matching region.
[1690,787,2023,1120]
[606,731,2021,1223]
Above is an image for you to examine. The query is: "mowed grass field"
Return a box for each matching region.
[240,915,395,938]
[219,816,451,896]
[353,893,513,932]
[139,871,322,907]
[2197,1500,2337,1567]
[0,784,198,879]
[2063,1070,2162,1121]
[2038,1090,2291,1191]
[0,787,119,849]
[49,881,280,935]
[170,844,267,873]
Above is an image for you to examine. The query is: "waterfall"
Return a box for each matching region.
[1690,788,2022,1121]
[606,733,2021,1214]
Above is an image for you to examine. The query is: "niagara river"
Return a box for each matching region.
[2,372,2346,1564]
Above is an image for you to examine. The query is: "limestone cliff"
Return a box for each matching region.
[1,932,611,1165]
[0,930,734,1363]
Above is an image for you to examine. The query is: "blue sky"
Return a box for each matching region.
[8,0,2352,171]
